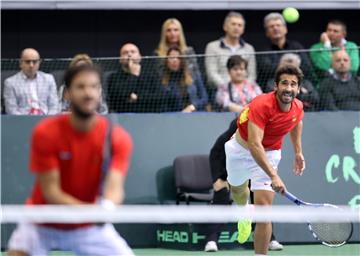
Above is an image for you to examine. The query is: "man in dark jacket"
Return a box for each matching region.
[318,50,360,111]
[107,43,161,113]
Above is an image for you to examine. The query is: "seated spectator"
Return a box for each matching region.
[205,11,256,92]
[154,18,200,77]
[216,55,261,112]
[4,48,59,115]
[107,43,161,113]
[257,13,315,89]
[310,20,359,78]
[265,53,319,111]
[160,46,208,112]
[59,54,108,114]
[318,50,360,110]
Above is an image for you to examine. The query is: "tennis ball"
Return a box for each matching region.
[282,7,299,23]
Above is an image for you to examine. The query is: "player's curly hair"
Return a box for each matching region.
[274,65,303,86]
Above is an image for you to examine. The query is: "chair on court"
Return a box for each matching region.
[173,154,214,205]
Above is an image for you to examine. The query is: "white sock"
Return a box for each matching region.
[255,254,267,256]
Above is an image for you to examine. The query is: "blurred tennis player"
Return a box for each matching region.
[8,65,134,256]
[226,65,305,256]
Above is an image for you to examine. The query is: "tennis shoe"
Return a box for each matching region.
[269,240,284,250]
[237,219,252,244]
[204,241,218,252]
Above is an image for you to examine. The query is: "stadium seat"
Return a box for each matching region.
[102,70,116,97]
[173,154,213,205]
[50,70,65,89]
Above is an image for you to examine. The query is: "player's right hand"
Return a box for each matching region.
[271,175,286,194]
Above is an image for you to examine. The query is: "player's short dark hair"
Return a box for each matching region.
[226,55,248,71]
[274,65,303,86]
[64,64,102,89]
[328,19,347,33]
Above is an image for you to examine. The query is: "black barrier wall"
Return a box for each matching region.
[1,112,359,248]
[2,10,360,58]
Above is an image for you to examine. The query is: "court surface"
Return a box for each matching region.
[3,243,355,256]
[132,244,359,256]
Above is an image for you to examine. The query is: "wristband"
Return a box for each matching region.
[99,198,116,210]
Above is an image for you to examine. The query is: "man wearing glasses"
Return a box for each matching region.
[225,65,306,256]
[4,48,59,115]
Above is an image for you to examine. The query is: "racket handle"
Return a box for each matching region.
[283,191,301,205]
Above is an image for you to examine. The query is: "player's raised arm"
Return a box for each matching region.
[290,120,305,176]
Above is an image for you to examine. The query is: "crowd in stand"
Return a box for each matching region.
[3,12,360,115]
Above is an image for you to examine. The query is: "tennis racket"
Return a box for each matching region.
[283,191,353,247]
[99,119,113,197]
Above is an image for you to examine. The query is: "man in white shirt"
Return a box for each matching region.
[4,48,59,115]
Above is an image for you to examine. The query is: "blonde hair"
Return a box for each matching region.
[162,46,193,88]
[156,18,188,57]
[69,54,93,68]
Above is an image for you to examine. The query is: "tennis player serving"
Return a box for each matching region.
[225,65,305,256]
[8,65,134,256]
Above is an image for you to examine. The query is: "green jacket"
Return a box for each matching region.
[310,41,359,74]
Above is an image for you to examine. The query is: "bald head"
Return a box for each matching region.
[119,43,141,67]
[20,48,41,78]
[332,50,351,75]
[20,48,40,59]
[279,53,301,69]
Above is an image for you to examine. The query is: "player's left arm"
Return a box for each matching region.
[103,126,133,205]
[103,170,125,205]
[289,120,305,176]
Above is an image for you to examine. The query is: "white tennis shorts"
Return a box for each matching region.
[225,136,281,191]
[8,222,134,256]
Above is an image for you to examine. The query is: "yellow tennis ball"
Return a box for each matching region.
[282,7,299,23]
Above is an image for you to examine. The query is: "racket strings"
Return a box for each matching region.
[309,222,353,246]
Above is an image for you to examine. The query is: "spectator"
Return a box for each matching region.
[205,11,257,94]
[318,50,360,110]
[59,54,108,114]
[107,43,161,113]
[154,18,200,77]
[265,53,319,111]
[4,48,59,115]
[257,12,315,89]
[310,20,359,78]
[160,46,208,112]
[216,55,262,112]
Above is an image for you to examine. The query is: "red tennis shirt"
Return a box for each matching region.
[27,115,132,229]
[237,91,304,150]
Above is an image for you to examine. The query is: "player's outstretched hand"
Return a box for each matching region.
[271,175,286,194]
[293,153,305,176]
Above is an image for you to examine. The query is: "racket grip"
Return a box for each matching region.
[283,191,299,204]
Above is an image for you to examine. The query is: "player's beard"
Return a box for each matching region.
[277,90,297,104]
[70,100,97,120]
